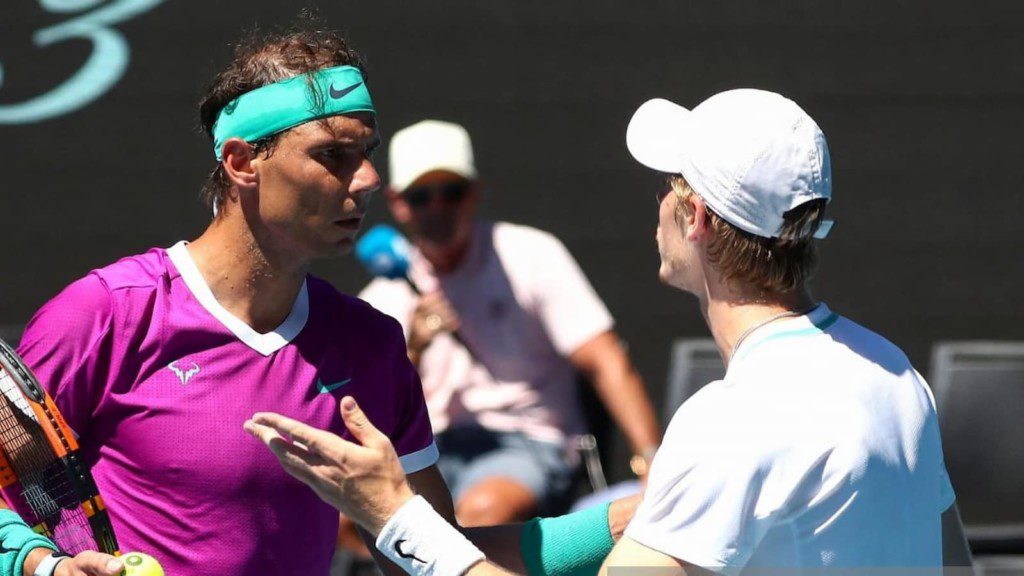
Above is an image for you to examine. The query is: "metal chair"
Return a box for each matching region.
[663,338,725,423]
[930,341,1024,555]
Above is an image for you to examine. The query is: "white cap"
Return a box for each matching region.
[388,120,478,192]
[627,89,833,239]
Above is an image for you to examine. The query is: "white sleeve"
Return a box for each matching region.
[624,390,801,574]
[359,279,416,339]
[529,232,613,356]
[915,369,956,513]
[937,462,956,513]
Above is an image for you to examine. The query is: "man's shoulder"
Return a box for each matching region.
[38,247,171,315]
[489,221,576,273]
[491,221,565,249]
[20,248,173,358]
[358,276,414,305]
[307,276,405,335]
[742,311,914,379]
[828,315,913,370]
[90,246,174,294]
[756,314,915,384]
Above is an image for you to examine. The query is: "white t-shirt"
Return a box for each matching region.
[626,304,955,575]
[359,220,613,443]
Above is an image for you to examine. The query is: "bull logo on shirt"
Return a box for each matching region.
[167,360,200,385]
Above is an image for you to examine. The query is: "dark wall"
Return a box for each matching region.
[2,1,1022,477]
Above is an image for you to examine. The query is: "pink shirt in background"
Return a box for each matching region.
[360,221,613,444]
[17,242,437,576]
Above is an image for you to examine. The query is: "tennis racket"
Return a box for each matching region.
[0,337,119,556]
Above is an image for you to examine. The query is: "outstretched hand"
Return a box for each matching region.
[244,397,414,536]
[53,550,122,576]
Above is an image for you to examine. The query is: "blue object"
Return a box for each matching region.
[355,224,413,280]
[520,502,614,576]
[0,508,57,576]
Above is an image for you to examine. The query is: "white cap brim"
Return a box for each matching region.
[389,120,477,192]
[394,164,476,193]
[626,98,693,173]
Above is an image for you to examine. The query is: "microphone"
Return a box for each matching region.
[356,224,476,355]
[356,224,418,289]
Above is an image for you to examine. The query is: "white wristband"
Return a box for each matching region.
[33,552,69,576]
[376,495,485,576]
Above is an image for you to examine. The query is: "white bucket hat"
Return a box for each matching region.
[388,119,478,193]
[627,88,833,239]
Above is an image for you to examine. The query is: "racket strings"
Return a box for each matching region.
[0,365,104,554]
[0,368,61,489]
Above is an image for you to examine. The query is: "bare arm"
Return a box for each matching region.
[246,398,519,575]
[373,464,639,573]
[356,466,526,575]
[406,292,461,368]
[246,398,638,576]
[354,466,456,576]
[571,331,661,462]
[598,536,712,576]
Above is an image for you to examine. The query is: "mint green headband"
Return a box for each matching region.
[212,65,375,160]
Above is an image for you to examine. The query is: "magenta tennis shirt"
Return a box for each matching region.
[17,242,438,575]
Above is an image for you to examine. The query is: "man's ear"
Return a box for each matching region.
[221,138,259,190]
[385,187,412,224]
[685,193,710,242]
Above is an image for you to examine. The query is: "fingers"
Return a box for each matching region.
[243,417,287,447]
[243,418,325,465]
[246,412,342,459]
[416,292,461,331]
[244,418,327,487]
[338,397,386,447]
[65,551,123,575]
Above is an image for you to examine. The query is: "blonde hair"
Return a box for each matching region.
[670,176,826,294]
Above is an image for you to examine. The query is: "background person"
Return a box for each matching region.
[360,119,661,526]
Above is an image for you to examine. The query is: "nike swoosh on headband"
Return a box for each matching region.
[330,81,363,99]
[211,65,375,160]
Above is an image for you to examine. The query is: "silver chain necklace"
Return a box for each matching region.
[731,304,819,357]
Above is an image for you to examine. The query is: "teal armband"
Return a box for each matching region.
[520,502,614,576]
[0,509,57,576]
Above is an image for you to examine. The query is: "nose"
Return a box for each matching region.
[424,190,450,211]
[351,157,381,199]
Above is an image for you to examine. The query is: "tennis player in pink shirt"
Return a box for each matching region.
[17,24,638,576]
[16,28,441,576]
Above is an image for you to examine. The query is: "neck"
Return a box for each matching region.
[186,215,308,333]
[698,280,816,366]
[419,236,472,275]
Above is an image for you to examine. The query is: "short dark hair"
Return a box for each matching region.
[198,24,366,214]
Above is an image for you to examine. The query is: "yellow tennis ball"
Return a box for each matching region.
[120,552,164,576]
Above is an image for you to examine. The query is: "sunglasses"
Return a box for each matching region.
[404,181,470,209]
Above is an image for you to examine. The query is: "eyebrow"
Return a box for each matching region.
[308,133,380,150]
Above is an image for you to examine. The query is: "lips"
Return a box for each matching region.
[335,216,363,230]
